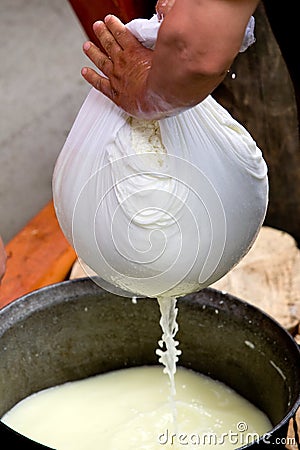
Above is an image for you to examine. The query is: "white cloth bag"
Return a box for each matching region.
[53,16,268,298]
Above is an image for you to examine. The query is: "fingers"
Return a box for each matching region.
[83,15,139,76]
[81,67,116,101]
[93,20,123,58]
[81,14,144,109]
[95,15,139,51]
[83,41,113,77]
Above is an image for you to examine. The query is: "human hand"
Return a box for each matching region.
[0,236,6,282]
[82,15,172,119]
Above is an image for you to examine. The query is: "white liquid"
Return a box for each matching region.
[2,366,272,450]
[156,297,181,431]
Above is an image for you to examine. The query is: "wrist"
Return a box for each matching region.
[144,87,189,119]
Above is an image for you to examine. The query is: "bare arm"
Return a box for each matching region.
[150,0,260,110]
[82,0,259,118]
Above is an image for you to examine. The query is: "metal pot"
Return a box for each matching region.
[0,278,299,448]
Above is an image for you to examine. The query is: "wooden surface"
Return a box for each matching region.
[287,408,300,450]
[0,200,77,309]
[212,226,300,335]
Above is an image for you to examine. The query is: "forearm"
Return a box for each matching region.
[81,0,260,119]
[149,0,260,111]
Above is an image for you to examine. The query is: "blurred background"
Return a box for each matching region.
[0,0,89,243]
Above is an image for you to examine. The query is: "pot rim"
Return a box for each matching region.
[0,278,299,449]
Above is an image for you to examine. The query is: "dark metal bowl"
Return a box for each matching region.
[0,278,299,448]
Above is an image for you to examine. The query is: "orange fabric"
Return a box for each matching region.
[68,0,155,44]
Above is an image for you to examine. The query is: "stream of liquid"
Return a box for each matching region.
[156,297,181,431]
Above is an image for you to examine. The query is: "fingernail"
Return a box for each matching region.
[93,20,103,30]
[81,68,88,76]
[104,14,113,22]
[83,42,91,51]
